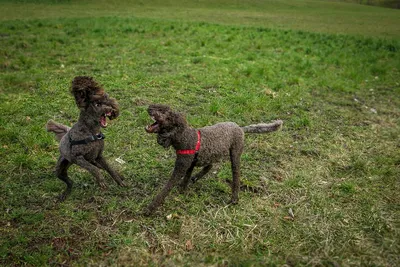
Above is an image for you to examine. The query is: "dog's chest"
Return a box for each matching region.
[60,135,104,161]
[78,140,104,160]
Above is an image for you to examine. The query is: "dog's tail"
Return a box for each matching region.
[46,120,71,141]
[241,120,283,133]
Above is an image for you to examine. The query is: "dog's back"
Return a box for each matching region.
[197,122,244,165]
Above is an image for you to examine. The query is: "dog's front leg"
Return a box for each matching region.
[74,156,108,189]
[191,164,213,183]
[144,156,192,215]
[95,156,127,187]
[179,156,197,193]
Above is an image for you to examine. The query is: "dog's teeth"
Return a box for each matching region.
[151,116,156,122]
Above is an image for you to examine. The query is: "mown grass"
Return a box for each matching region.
[1,1,400,266]
[1,0,400,39]
[332,0,400,9]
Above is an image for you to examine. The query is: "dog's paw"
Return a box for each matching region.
[178,184,187,194]
[118,180,128,187]
[142,208,153,217]
[229,198,239,205]
[178,190,186,195]
[98,182,108,190]
[58,193,69,202]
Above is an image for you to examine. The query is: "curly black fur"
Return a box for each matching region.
[144,104,283,215]
[46,76,126,201]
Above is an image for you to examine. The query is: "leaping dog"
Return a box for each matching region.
[46,76,126,201]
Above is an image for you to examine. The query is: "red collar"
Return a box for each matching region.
[176,131,201,155]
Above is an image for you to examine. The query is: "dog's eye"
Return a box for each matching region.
[95,103,101,107]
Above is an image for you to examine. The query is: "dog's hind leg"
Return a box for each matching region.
[191,164,213,183]
[95,156,127,187]
[229,149,241,204]
[74,156,108,190]
[56,156,73,201]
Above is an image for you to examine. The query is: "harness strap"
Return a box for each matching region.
[69,132,105,147]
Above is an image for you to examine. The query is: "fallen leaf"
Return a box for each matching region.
[288,208,295,218]
[115,157,126,164]
[264,89,277,98]
[165,213,180,221]
[185,240,194,251]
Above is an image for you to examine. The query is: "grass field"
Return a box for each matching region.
[1,0,399,266]
[1,0,400,38]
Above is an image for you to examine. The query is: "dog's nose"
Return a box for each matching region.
[107,106,119,119]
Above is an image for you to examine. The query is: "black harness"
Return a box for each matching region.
[69,133,105,148]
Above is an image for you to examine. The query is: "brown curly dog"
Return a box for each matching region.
[144,104,283,215]
[46,76,126,201]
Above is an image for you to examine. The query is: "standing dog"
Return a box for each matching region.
[46,76,126,201]
[144,104,282,215]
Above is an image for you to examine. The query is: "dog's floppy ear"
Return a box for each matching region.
[148,104,171,118]
[170,111,187,128]
[157,134,172,148]
[71,76,105,109]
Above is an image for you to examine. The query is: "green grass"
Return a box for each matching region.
[1,0,400,38]
[332,0,400,9]
[1,1,399,266]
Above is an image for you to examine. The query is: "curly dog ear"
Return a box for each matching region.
[71,76,105,109]
[170,111,187,129]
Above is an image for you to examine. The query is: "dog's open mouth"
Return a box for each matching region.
[145,116,160,133]
[100,112,113,128]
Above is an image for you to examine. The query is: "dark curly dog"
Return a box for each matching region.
[144,104,283,215]
[46,76,126,201]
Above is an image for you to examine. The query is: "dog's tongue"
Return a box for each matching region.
[145,122,159,133]
[100,115,107,128]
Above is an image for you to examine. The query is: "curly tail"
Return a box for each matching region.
[46,120,71,141]
[241,120,283,133]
